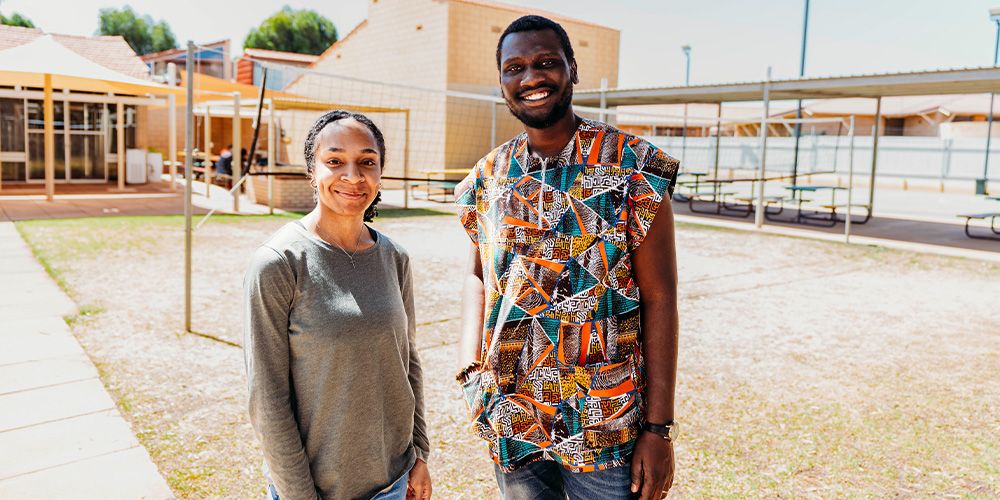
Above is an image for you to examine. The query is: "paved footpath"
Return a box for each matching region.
[0,222,173,498]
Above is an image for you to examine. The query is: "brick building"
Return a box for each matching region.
[284,0,620,173]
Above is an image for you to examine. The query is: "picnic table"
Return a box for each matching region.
[410,169,467,202]
[771,185,875,227]
[686,177,785,218]
[673,171,709,201]
[958,196,1000,240]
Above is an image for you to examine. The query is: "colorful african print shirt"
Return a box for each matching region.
[455,118,679,472]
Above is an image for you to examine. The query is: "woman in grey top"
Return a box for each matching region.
[243,111,432,500]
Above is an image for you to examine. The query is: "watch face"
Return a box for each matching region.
[666,422,679,441]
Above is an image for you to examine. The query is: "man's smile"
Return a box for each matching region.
[519,88,554,105]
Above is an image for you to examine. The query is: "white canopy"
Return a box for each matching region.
[0,34,178,95]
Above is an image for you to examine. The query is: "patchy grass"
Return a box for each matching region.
[14,213,1000,498]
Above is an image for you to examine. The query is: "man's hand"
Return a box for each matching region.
[407,458,432,500]
[630,432,675,499]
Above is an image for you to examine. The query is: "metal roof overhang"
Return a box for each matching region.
[574,67,1000,106]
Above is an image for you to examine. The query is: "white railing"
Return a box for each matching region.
[648,135,997,181]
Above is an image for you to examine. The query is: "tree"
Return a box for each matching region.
[244,6,337,56]
[0,11,35,28]
[97,6,176,55]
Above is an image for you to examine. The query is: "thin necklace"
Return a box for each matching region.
[317,223,366,269]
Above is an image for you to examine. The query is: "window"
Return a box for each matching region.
[0,98,25,152]
[884,118,905,136]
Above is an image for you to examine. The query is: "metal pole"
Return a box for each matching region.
[681,45,691,166]
[232,92,241,212]
[755,67,773,229]
[184,41,194,333]
[599,77,608,122]
[791,0,811,187]
[845,115,856,243]
[403,110,411,209]
[167,64,178,192]
[980,19,1000,195]
[867,97,882,214]
[490,91,497,150]
[713,102,722,180]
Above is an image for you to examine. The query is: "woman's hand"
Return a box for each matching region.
[407,458,432,500]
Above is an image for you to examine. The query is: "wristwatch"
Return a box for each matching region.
[642,420,678,442]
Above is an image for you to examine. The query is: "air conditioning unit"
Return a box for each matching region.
[126,149,147,184]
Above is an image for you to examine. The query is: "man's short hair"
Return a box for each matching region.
[495,15,575,69]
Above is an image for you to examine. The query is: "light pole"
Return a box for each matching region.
[979,7,1000,195]
[681,44,691,165]
[791,0,810,186]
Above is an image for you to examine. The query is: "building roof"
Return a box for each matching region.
[242,48,319,65]
[575,67,1000,106]
[0,24,150,80]
[614,93,1000,127]
[141,40,229,63]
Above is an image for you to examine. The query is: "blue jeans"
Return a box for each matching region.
[494,461,637,500]
[267,470,409,500]
[371,470,410,500]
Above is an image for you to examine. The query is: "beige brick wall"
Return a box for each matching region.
[287,0,620,172]
[443,1,620,169]
[247,175,316,210]
[446,1,620,93]
[286,0,451,175]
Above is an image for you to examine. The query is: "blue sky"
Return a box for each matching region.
[5,0,998,88]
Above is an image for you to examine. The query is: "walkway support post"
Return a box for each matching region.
[167,63,177,191]
[116,102,125,191]
[267,104,275,215]
[232,92,241,213]
[43,74,54,201]
[754,67,773,229]
[867,97,882,214]
[204,106,212,197]
[845,115,856,243]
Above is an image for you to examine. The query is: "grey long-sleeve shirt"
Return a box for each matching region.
[243,221,429,500]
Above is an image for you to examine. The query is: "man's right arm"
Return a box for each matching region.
[457,243,485,371]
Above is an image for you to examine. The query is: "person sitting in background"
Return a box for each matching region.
[216,144,233,176]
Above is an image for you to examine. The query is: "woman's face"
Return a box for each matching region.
[310,118,382,218]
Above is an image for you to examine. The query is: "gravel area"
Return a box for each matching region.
[16,208,1000,498]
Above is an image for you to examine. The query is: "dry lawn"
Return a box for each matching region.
[15,208,1000,498]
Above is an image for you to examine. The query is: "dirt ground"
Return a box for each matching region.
[16,209,1000,498]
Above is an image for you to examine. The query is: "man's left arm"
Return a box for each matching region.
[629,200,679,499]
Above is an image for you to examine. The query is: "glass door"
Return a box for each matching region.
[25,100,66,183]
[0,98,27,182]
[68,103,106,182]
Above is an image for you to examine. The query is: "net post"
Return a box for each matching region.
[184,41,194,333]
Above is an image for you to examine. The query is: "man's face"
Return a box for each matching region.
[498,29,578,129]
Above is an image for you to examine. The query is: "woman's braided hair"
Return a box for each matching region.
[303,110,386,222]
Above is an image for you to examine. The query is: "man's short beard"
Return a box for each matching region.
[506,86,574,129]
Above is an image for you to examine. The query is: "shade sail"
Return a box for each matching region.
[0,34,179,96]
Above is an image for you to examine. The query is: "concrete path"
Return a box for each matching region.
[0,222,173,498]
